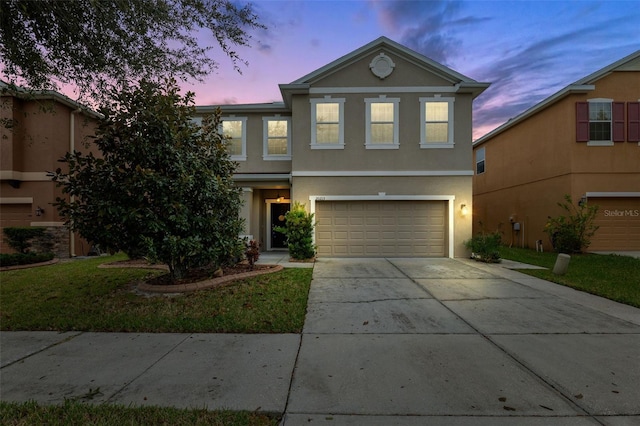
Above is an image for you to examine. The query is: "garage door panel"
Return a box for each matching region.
[316,200,446,257]
[589,198,640,251]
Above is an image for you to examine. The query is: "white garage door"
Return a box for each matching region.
[315,200,446,257]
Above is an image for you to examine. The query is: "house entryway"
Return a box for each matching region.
[266,200,290,251]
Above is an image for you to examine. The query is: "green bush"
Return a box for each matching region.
[0,252,55,267]
[464,231,502,263]
[274,201,316,260]
[3,227,47,254]
[544,195,599,254]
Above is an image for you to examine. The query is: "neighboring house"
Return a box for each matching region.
[0,82,100,257]
[473,50,640,252]
[196,37,489,257]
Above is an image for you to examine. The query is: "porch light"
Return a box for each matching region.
[276,193,283,203]
[460,204,469,216]
[35,206,44,216]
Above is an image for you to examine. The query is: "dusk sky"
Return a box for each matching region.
[186,0,640,139]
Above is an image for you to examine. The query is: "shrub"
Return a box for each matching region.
[464,230,502,263]
[3,227,48,254]
[245,240,260,269]
[0,252,55,267]
[53,80,244,282]
[544,195,599,254]
[274,202,316,260]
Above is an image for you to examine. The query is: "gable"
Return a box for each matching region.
[308,49,456,89]
[291,37,477,87]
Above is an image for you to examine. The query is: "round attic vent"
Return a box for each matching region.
[369,53,395,79]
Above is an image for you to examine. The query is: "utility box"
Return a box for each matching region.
[553,253,571,275]
[513,222,521,231]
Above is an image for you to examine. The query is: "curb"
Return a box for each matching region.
[136,264,284,293]
[0,258,60,272]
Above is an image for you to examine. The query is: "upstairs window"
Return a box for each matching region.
[576,100,624,146]
[476,147,485,174]
[420,97,455,148]
[263,117,291,160]
[365,97,400,149]
[221,117,247,160]
[310,98,345,149]
[589,102,612,141]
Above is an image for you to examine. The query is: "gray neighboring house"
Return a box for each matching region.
[195,37,489,258]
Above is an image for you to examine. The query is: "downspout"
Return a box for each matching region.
[69,108,82,257]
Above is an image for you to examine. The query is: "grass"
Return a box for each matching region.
[0,400,279,425]
[0,255,311,424]
[499,246,640,308]
[0,254,312,333]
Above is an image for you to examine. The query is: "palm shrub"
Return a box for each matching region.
[274,202,315,260]
[544,195,599,254]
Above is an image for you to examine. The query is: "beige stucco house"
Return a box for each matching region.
[197,37,490,257]
[473,50,640,252]
[0,82,100,256]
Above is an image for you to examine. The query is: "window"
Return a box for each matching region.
[420,97,454,148]
[310,98,345,149]
[221,117,247,160]
[576,100,625,146]
[365,97,400,149]
[589,102,612,141]
[263,117,291,160]
[476,147,485,174]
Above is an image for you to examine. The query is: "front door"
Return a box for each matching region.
[270,203,290,249]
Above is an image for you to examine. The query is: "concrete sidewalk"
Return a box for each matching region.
[1,257,639,425]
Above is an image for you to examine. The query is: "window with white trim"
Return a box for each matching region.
[577,99,625,146]
[589,101,612,142]
[420,97,454,148]
[263,117,291,160]
[476,147,485,174]
[365,96,400,149]
[310,97,345,149]
[221,117,247,160]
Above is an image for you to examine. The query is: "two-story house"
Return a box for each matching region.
[197,37,489,257]
[472,50,640,252]
[0,82,100,257]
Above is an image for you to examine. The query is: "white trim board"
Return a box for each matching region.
[308,194,455,259]
[293,170,473,177]
[586,192,640,198]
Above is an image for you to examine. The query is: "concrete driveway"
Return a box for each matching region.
[283,257,640,425]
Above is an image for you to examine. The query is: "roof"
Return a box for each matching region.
[474,49,640,147]
[0,80,101,119]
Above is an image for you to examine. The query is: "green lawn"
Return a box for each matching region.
[0,255,311,424]
[0,254,312,333]
[499,247,640,308]
[0,400,279,426]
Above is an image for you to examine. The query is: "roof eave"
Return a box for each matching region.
[195,102,290,115]
[455,82,491,99]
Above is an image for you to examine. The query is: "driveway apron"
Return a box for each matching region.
[283,258,640,425]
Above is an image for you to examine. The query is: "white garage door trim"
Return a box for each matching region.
[309,195,455,258]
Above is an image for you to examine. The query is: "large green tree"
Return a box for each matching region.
[0,0,262,100]
[53,79,244,282]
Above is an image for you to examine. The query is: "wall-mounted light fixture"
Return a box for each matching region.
[460,204,469,216]
[35,206,45,216]
[578,195,587,207]
[276,193,283,203]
